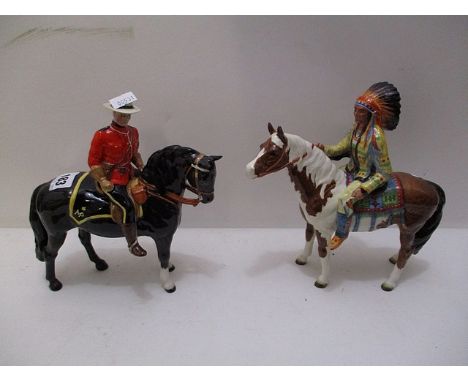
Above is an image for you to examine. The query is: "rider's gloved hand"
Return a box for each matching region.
[99,178,114,193]
[315,143,325,151]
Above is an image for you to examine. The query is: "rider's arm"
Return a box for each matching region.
[88,130,104,169]
[88,131,113,192]
[132,152,144,171]
[130,128,144,171]
[361,127,392,194]
[323,131,352,159]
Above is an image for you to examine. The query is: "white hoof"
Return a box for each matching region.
[295,256,308,265]
[381,281,396,292]
[315,276,328,288]
[164,283,176,293]
[383,265,402,291]
[160,268,175,293]
[315,280,328,288]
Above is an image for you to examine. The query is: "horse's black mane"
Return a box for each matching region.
[142,145,198,192]
[147,145,197,165]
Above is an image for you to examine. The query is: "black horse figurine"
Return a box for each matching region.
[29,145,222,292]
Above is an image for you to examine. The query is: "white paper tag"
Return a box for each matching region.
[49,172,80,191]
[109,92,137,109]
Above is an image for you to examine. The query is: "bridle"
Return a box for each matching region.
[142,153,212,207]
[256,144,299,178]
[185,153,214,201]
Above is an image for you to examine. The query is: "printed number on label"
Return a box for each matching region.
[109,92,137,109]
[49,172,80,191]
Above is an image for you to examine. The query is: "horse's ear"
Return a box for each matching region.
[268,122,276,134]
[277,126,287,144]
[210,155,223,161]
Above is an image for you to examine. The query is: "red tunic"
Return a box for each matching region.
[88,122,140,185]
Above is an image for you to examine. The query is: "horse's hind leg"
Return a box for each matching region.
[296,223,315,266]
[382,228,414,292]
[44,232,67,291]
[78,229,108,271]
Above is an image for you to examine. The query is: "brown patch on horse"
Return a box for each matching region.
[395,172,439,230]
[393,172,441,260]
[299,208,315,241]
[254,137,290,177]
[298,205,317,242]
[316,231,328,258]
[288,166,336,216]
[305,223,315,242]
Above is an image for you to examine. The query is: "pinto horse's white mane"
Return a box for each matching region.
[273,132,347,191]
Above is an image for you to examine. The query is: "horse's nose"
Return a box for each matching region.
[203,193,214,203]
[245,162,257,179]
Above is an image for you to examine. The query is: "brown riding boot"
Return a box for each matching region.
[121,223,147,257]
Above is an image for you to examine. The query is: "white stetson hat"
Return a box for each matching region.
[103,91,141,114]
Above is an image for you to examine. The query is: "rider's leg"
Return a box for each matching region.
[330,180,362,250]
[108,186,147,257]
[121,223,147,257]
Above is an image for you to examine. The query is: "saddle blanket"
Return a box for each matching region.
[347,173,404,213]
[67,172,113,225]
[49,171,130,225]
[346,173,405,232]
[348,209,404,232]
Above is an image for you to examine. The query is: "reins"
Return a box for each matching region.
[257,148,301,178]
[140,153,211,207]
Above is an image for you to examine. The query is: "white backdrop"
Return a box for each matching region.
[1,16,466,228]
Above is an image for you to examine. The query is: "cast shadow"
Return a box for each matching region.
[247,236,430,292]
[54,247,225,301]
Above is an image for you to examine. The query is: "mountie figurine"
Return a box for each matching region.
[88,93,147,257]
[246,82,445,291]
[30,92,222,292]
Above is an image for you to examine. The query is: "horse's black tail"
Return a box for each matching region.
[29,186,48,261]
[413,181,446,254]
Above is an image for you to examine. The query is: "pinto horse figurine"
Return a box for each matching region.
[30,145,222,292]
[246,124,445,291]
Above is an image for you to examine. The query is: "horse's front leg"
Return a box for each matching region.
[314,231,331,288]
[154,235,176,293]
[78,229,108,271]
[296,223,315,265]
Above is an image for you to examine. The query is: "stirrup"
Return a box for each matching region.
[329,235,346,250]
[128,240,147,257]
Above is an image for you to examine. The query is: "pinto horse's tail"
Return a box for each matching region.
[29,185,48,261]
[413,181,446,254]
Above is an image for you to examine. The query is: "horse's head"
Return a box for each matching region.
[142,146,222,205]
[246,123,292,179]
[186,153,223,203]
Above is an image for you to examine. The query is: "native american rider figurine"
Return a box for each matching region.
[88,92,147,257]
[317,82,401,250]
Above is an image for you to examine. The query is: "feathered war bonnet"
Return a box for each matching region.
[355,82,401,130]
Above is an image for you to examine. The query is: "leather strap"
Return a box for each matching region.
[141,178,201,207]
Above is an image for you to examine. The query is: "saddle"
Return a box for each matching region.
[68,172,146,225]
[345,173,406,232]
[347,173,404,213]
[106,178,147,224]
